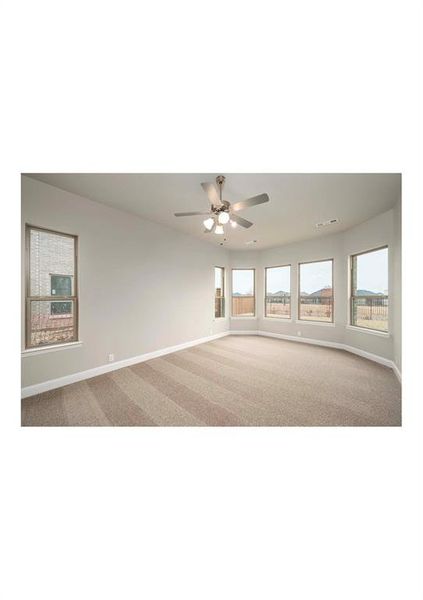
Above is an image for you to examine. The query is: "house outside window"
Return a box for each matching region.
[25,225,78,348]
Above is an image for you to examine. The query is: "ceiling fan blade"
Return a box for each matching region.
[174,211,211,217]
[231,214,253,228]
[231,193,269,212]
[201,182,222,206]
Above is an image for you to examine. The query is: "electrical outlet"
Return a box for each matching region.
[108,353,114,362]
[297,331,302,337]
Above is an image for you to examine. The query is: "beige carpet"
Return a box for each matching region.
[21,335,401,426]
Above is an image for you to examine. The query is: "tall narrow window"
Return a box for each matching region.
[25,225,78,348]
[232,269,255,317]
[351,246,388,332]
[299,259,334,322]
[215,267,225,318]
[265,265,291,318]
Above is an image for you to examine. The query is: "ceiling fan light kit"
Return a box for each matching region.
[174,175,270,238]
[203,217,214,230]
[218,211,230,224]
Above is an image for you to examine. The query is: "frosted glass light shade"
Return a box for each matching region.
[218,211,230,224]
[230,219,237,228]
[203,217,214,230]
[215,225,224,234]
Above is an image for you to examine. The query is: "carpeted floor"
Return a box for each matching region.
[21,335,401,427]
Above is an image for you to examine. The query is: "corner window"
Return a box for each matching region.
[299,259,334,322]
[232,269,255,317]
[350,246,388,332]
[215,267,225,318]
[25,225,78,348]
[265,265,291,318]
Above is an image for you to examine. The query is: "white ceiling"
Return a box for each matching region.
[25,173,401,250]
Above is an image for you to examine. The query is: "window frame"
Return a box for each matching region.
[231,268,256,318]
[349,245,389,333]
[25,224,79,349]
[264,264,291,319]
[214,266,225,319]
[298,258,334,324]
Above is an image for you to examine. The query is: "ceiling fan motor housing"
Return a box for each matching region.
[213,200,230,214]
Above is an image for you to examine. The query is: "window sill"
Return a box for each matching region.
[21,341,83,357]
[295,320,336,327]
[345,325,390,338]
[230,316,257,320]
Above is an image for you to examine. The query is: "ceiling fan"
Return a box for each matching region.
[174,175,270,234]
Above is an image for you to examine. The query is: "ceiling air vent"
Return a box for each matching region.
[315,218,340,229]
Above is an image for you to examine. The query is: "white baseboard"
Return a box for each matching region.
[230,329,401,378]
[341,343,394,369]
[22,328,401,398]
[258,329,344,350]
[229,330,259,335]
[391,362,402,383]
[21,331,230,398]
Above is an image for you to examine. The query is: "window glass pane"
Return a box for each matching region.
[214,267,225,318]
[215,267,223,294]
[51,301,72,315]
[232,269,254,295]
[351,247,388,331]
[30,300,76,347]
[299,260,333,322]
[265,266,291,318]
[232,269,255,316]
[30,229,75,296]
[215,298,224,319]
[51,275,72,296]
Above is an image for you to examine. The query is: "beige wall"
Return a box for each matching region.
[22,177,230,387]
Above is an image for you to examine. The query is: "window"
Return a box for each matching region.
[25,225,78,348]
[232,269,255,316]
[265,265,291,318]
[350,246,388,332]
[215,267,225,318]
[299,259,333,322]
